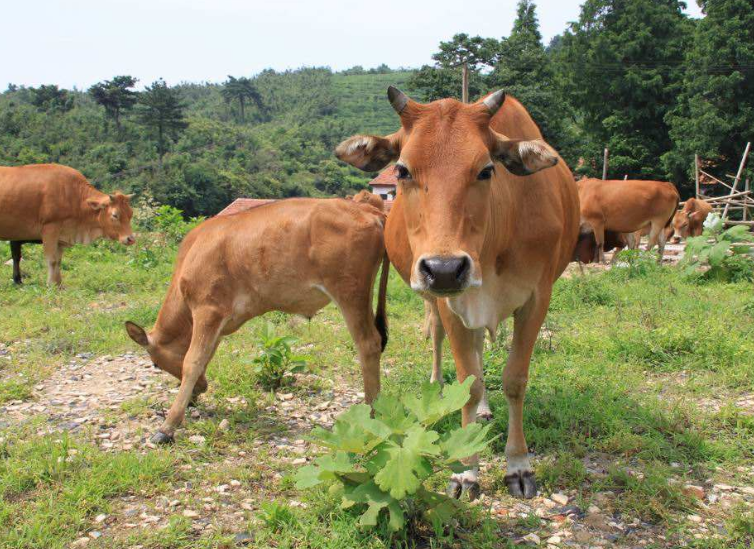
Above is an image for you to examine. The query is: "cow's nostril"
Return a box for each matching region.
[455,256,470,281]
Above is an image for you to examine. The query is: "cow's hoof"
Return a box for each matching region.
[505,470,537,499]
[150,431,174,445]
[446,478,481,501]
[476,410,493,422]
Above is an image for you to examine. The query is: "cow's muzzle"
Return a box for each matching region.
[417,255,472,295]
[121,234,136,246]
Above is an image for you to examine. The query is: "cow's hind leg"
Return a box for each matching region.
[439,302,485,500]
[503,288,551,499]
[336,295,383,405]
[591,223,606,264]
[10,242,22,284]
[152,308,225,444]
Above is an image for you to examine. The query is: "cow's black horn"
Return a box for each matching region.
[387,86,409,114]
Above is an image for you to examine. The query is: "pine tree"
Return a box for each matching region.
[431,33,499,102]
[135,79,188,165]
[89,75,138,132]
[664,0,754,193]
[556,0,692,179]
[221,75,263,123]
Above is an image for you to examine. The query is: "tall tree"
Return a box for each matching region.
[488,0,576,162]
[88,75,138,132]
[221,75,263,123]
[30,85,74,112]
[135,79,188,165]
[555,0,692,179]
[664,0,754,193]
[432,33,499,102]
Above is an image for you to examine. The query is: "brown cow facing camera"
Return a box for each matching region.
[336,88,579,500]
[125,197,389,444]
[0,164,135,285]
[672,198,713,240]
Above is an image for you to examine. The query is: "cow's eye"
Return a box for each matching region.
[478,166,495,181]
[395,164,411,180]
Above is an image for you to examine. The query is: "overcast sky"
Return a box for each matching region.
[2,0,703,90]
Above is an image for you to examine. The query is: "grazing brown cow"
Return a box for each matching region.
[672,198,713,240]
[336,88,579,499]
[0,164,135,285]
[572,224,629,264]
[125,197,389,444]
[578,178,679,263]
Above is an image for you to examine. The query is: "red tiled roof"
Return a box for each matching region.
[369,166,398,188]
[216,198,275,217]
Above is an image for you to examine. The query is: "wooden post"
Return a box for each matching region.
[743,177,750,221]
[694,154,700,199]
[461,63,469,104]
[624,174,628,180]
[723,141,751,219]
[602,148,609,180]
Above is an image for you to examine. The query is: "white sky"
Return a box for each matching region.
[2,0,703,90]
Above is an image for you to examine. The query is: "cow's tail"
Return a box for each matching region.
[375,253,389,351]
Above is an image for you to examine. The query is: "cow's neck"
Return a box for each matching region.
[59,187,108,246]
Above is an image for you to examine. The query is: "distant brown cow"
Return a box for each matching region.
[672,198,713,240]
[578,178,679,263]
[125,197,389,444]
[572,224,628,264]
[348,189,385,211]
[0,164,135,285]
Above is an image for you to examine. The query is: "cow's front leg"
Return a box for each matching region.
[152,308,225,444]
[503,289,551,499]
[41,227,63,287]
[439,301,485,500]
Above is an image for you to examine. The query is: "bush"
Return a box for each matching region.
[681,215,754,283]
[295,377,491,533]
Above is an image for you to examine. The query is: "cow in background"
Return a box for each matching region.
[336,88,579,499]
[0,164,135,285]
[578,178,679,263]
[672,198,713,240]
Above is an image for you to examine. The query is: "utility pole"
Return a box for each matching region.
[461,63,469,103]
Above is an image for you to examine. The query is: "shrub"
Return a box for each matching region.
[153,205,205,243]
[252,323,309,391]
[295,377,492,533]
[681,215,754,282]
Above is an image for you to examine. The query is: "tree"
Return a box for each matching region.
[407,65,486,102]
[432,33,499,102]
[221,75,263,123]
[488,0,577,162]
[664,0,754,194]
[555,0,692,179]
[88,75,138,132]
[30,85,74,112]
[135,79,188,165]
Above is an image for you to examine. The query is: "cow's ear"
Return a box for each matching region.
[335,134,400,172]
[491,134,558,176]
[86,197,109,210]
[125,321,149,347]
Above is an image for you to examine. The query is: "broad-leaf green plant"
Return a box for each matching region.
[295,377,492,532]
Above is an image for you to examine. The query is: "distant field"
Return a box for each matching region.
[1,238,754,548]
[333,71,415,135]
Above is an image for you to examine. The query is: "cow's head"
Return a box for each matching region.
[124,321,198,388]
[348,189,385,211]
[87,192,136,245]
[336,88,558,296]
[672,208,699,240]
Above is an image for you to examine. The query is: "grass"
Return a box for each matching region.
[1,238,754,548]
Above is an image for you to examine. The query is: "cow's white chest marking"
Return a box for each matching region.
[446,278,531,333]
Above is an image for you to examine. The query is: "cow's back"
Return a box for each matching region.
[579,179,679,233]
[0,164,90,240]
[175,198,385,316]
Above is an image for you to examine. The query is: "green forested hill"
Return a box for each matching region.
[332,71,414,135]
[0,68,414,216]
